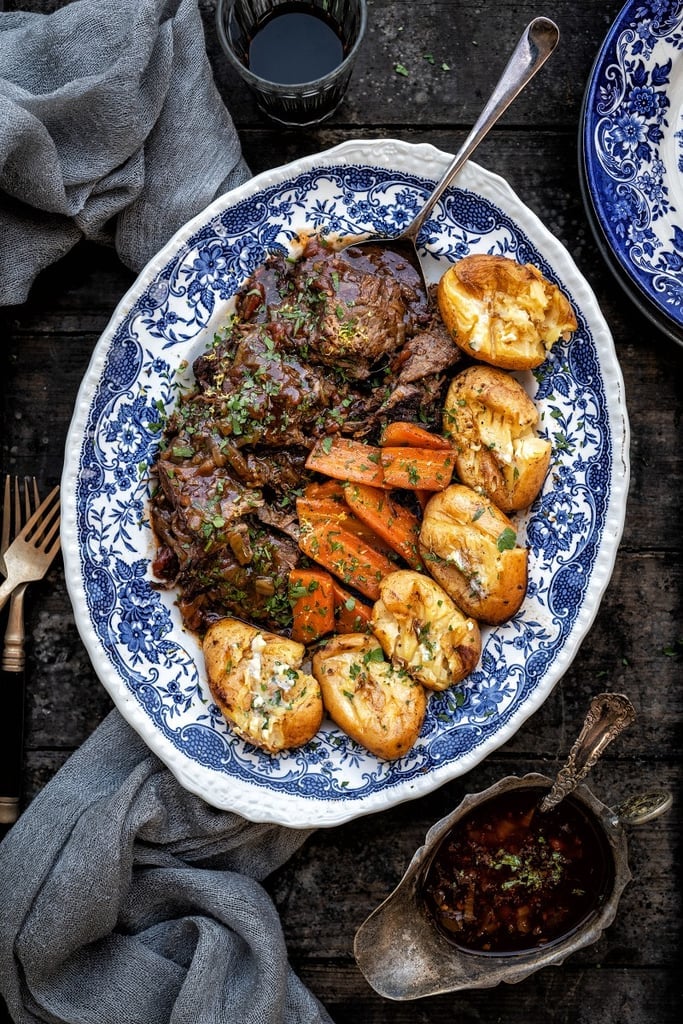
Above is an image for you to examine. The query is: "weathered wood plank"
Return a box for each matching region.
[286,963,682,1024]
[205,0,627,130]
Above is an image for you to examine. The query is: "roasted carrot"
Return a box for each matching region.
[302,479,347,503]
[296,500,398,558]
[379,421,452,450]
[414,489,432,512]
[331,580,373,634]
[298,518,395,600]
[298,481,348,519]
[379,446,454,491]
[296,496,350,520]
[305,436,384,486]
[288,568,336,643]
[343,482,423,570]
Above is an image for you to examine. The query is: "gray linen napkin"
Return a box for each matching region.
[0,0,250,306]
[0,709,335,1024]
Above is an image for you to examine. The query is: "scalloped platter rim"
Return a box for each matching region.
[62,139,628,827]
[582,0,683,332]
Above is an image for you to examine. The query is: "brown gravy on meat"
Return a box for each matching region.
[150,236,461,635]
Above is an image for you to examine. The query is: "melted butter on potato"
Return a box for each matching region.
[371,570,481,691]
[443,365,552,512]
[437,254,577,370]
[419,484,528,624]
[312,634,427,760]
[203,618,323,753]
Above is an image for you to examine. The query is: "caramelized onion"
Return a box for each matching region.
[228,525,253,565]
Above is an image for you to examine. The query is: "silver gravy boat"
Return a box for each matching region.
[354,695,671,999]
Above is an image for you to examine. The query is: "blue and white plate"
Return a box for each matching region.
[62,140,628,828]
[582,0,683,340]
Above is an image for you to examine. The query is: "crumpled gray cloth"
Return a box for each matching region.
[0,709,334,1024]
[0,0,250,306]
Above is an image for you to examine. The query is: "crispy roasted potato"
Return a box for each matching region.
[203,618,323,754]
[437,254,577,370]
[312,634,427,760]
[371,570,481,690]
[443,365,552,511]
[419,484,528,623]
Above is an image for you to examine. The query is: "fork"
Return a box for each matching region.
[1,476,40,672]
[0,485,61,614]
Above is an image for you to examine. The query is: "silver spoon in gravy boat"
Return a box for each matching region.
[538,692,637,813]
[337,17,560,285]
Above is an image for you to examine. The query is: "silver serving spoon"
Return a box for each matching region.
[337,17,560,284]
[539,692,637,813]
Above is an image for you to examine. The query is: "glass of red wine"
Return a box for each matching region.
[216,0,367,126]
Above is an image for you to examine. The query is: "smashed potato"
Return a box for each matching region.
[371,570,481,690]
[312,634,427,760]
[443,365,552,512]
[419,485,528,624]
[437,254,577,369]
[203,618,323,754]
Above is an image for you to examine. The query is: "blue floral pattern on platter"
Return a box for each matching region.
[583,0,683,327]
[62,140,628,827]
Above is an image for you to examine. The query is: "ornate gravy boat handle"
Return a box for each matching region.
[539,693,636,813]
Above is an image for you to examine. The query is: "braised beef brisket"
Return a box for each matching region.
[150,235,460,634]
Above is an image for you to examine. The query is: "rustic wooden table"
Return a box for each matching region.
[1,1,681,1022]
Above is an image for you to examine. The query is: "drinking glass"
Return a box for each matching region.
[216,0,367,126]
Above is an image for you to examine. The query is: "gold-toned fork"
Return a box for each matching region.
[0,485,61,615]
[1,476,40,672]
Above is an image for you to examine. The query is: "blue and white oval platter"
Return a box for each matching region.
[62,140,628,827]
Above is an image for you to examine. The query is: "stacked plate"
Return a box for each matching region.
[580,0,683,346]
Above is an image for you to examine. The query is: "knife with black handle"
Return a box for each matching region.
[0,590,28,837]
[0,670,25,836]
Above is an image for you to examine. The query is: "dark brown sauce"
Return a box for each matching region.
[248,5,345,85]
[149,235,457,636]
[421,787,614,954]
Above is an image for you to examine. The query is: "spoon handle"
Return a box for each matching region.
[403,17,560,245]
[539,693,636,813]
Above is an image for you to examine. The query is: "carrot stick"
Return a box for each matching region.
[296,500,398,558]
[343,483,423,570]
[296,497,350,520]
[298,518,395,600]
[288,568,336,643]
[379,421,452,450]
[302,479,347,503]
[380,446,454,491]
[331,580,373,634]
[414,489,432,512]
[305,436,384,486]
